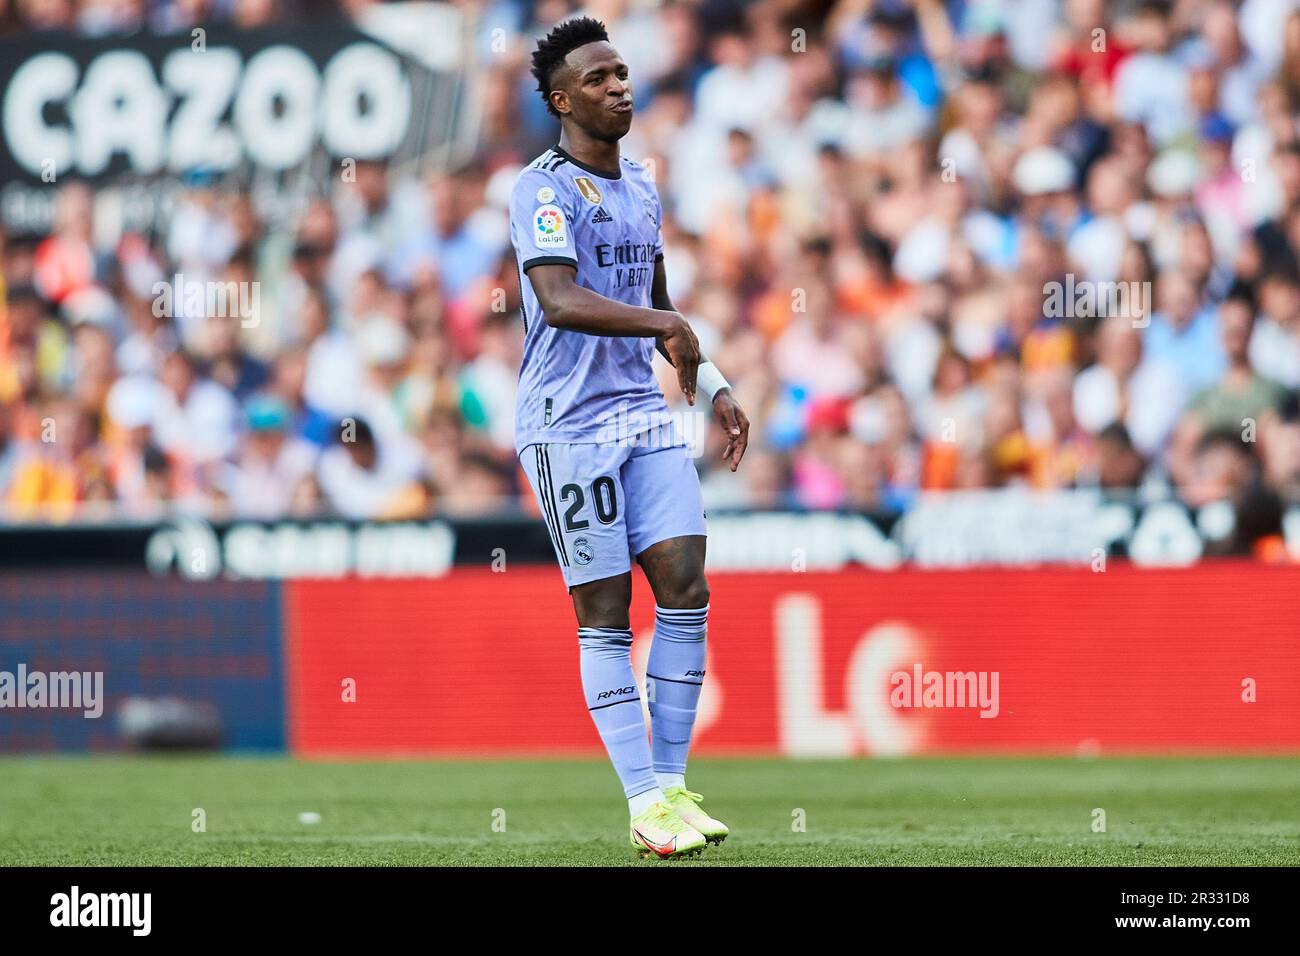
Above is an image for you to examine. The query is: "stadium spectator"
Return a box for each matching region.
[2,0,1300,537]
[217,394,318,520]
[317,417,424,520]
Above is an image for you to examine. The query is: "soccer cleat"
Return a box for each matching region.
[662,786,729,844]
[629,802,708,859]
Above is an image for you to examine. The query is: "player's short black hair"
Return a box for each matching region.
[531,16,610,118]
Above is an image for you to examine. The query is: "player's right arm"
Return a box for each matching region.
[527,264,700,403]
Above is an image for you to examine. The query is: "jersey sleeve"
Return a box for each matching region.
[510,167,578,273]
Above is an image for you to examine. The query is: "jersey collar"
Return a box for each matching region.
[553,144,622,180]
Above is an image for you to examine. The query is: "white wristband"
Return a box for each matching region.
[696,362,731,401]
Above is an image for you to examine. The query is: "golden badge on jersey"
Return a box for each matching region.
[573,176,603,205]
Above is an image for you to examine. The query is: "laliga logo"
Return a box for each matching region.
[774,593,927,756]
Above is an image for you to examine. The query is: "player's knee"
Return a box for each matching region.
[660,575,709,610]
[686,578,711,609]
[578,601,630,629]
[572,577,632,628]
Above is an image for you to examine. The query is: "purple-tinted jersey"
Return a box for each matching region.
[509,146,675,452]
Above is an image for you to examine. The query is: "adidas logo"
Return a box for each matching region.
[591,207,614,224]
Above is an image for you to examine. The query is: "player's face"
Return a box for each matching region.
[557,41,633,141]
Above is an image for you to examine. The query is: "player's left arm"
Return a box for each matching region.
[651,258,749,471]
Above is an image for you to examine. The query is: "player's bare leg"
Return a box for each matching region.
[636,535,729,843]
[637,535,709,610]
[570,571,633,630]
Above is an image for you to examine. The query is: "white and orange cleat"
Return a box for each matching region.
[662,787,729,845]
[629,802,708,859]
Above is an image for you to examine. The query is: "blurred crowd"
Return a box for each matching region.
[4,0,1300,531]
[0,0,364,34]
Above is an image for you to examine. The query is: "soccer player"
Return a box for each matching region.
[510,17,750,859]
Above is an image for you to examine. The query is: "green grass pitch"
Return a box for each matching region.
[1,756,1296,866]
